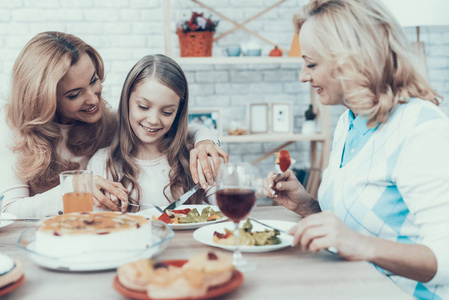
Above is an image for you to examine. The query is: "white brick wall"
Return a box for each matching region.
[1,0,449,197]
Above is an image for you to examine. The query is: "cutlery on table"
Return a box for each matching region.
[127,183,201,214]
[128,202,164,213]
[0,218,40,222]
[162,183,201,212]
[248,217,338,255]
[248,217,288,233]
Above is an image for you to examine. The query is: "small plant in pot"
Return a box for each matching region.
[176,12,219,57]
[302,104,317,135]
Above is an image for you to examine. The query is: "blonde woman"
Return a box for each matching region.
[263,0,449,298]
[1,32,227,218]
[88,55,214,210]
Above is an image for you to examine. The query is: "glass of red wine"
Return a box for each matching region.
[215,162,257,271]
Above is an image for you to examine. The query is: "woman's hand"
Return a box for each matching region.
[190,140,229,189]
[290,211,372,261]
[263,170,321,216]
[291,211,438,282]
[262,170,304,209]
[92,175,129,212]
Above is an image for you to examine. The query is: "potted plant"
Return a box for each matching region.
[302,104,317,135]
[177,12,219,57]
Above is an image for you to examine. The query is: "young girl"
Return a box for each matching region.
[88,55,213,209]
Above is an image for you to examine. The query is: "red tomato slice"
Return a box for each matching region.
[158,212,172,224]
[213,231,233,239]
[172,208,191,215]
[279,150,291,172]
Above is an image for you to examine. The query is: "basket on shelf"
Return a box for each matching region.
[177,29,214,57]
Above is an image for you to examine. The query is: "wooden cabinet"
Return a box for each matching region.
[162,0,331,198]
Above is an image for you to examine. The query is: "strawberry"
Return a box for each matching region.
[279,150,291,172]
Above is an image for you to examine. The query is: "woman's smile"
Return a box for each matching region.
[82,105,99,114]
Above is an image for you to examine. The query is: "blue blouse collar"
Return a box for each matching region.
[348,110,379,135]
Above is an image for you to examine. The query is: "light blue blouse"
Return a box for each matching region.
[340,110,379,167]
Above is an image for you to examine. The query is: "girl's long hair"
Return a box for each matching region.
[7,31,116,195]
[106,54,204,210]
[294,0,441,127]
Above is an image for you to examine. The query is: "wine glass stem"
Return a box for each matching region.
[233,221,243,267]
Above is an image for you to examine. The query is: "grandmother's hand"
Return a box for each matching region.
[262,170,305,211]
[92,175,129,212]
[289,211,372,261]
[190,140,229,189]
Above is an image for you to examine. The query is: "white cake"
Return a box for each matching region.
[35,212,152,257]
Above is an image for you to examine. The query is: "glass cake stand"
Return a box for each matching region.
[17,221,174,272]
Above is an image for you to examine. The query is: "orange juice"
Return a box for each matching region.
[63,192,93,213]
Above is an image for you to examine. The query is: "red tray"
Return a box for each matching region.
[113,260,243,300]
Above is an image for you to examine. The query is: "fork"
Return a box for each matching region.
[128,203,164,213]
[248,217,338,255]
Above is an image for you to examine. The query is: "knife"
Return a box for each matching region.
[162,183,201,212]
[128,203,164,213]
[248,217,338,255]
[248,217,288,233]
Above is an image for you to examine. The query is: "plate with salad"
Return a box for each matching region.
[136,205,227,230]
[193,219,295,253]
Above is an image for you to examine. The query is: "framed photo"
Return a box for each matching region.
[188,109,220,135]
[249,103,269,134]
[271,102,292,133]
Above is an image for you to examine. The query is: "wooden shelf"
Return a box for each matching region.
[219,133,326,143]
[173,56,303,65]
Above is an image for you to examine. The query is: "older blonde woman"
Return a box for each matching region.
[1,31,227,217]
[263,0,449,298]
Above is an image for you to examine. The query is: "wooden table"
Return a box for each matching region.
[0,206,412,300]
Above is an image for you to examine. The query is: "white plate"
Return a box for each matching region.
[0,213,16,228]
[136,205,227,230]
[193,220,296,253]
[17,221,174,271]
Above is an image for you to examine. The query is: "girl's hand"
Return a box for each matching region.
[290,211,372,261]
[190,140,229,189]
[92,175,129,212]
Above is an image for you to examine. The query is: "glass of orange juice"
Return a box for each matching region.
[60,170,93,214]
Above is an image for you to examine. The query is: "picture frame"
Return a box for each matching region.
[188,109,220,135]
[271,102,292,133]
[249,103,269,134]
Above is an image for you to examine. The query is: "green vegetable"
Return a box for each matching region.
[242,218,253,232]
[253,230,281,245]
[221,218,282,246]
[209,208,225,218]
[198,206,210,222]
[178,207,224,223]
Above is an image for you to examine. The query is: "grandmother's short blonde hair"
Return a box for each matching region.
[294,0,440,127]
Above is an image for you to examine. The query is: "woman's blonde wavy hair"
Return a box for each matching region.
[294,0,441,127]
[106,54,204,211]
[7,31,116,195]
